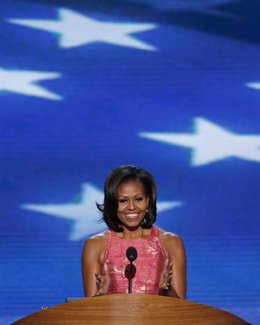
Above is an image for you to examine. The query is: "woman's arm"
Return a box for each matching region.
[81,233,109,297]
[160,232,187,299]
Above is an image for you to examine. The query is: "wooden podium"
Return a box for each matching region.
[11,294,250,325]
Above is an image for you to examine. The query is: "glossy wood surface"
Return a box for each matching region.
[12,294,249,325]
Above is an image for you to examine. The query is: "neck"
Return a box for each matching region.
[120,226,150,240]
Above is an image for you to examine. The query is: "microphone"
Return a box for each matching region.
[125,247,137,294]
[126,247,137,263]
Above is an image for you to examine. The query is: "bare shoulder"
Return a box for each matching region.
[83,231,109,252]
[85,230,109,243]
[159,228,183,243]
[158,228,185,254]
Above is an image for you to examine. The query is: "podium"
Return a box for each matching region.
[11,294,250,325]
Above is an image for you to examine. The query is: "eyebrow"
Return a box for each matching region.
[118,193,144,198]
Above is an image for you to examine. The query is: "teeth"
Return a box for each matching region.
[126,214,138,218]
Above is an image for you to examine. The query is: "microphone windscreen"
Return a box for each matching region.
[126,246,137,262]
[124,264,136,280]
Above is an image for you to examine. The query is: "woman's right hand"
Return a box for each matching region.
[94,262,110,296]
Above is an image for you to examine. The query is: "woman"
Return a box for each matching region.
[82,165,186,298]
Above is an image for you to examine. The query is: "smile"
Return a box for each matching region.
[125,213,139,219]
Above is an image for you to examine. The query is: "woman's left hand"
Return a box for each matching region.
[159,258,173,290]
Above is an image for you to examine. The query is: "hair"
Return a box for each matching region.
[97,165,157,232]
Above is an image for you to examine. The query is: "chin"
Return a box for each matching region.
[123,220,144,230]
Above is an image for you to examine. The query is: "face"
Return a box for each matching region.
[117,179,149,230]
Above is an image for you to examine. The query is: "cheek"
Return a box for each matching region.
[138,202,148,211]
[144,199,149,208]
[117,204,125,213]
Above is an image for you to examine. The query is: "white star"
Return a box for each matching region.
[157,201,182,212]
[139,118,260,166]
[246,82,260,90]
[21,183,182,241]
[8,8,157,51]
[0,67,62,100]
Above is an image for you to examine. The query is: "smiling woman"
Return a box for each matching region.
[116,180,149,230]
[81,165,187,299]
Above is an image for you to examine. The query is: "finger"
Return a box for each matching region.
[166,270,173,278]
[95,288,103,296]
[103,262,109,275]
[163,281,170,290]
[164,258,169,268]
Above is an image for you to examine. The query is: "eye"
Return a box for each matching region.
[135,197,143,202]
[119,198,127,203]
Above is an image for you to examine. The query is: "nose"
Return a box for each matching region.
[127,200,135,210]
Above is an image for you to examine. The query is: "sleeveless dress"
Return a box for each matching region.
[104,226,167,295]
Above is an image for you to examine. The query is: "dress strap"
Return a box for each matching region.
[150,226,159,237]
[104,230,112,260]
[151,226,167,258]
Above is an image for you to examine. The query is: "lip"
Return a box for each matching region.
[125,213,139,219]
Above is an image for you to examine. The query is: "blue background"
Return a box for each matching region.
[1,0,259,324]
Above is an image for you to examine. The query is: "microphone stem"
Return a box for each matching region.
[129,262,133,294]
[129,278,132,294]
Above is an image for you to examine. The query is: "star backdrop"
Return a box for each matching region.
[1,0,260,324]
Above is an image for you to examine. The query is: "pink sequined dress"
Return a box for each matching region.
[104,226,167,295]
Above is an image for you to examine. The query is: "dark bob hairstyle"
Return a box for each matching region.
[97,165,157,232]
